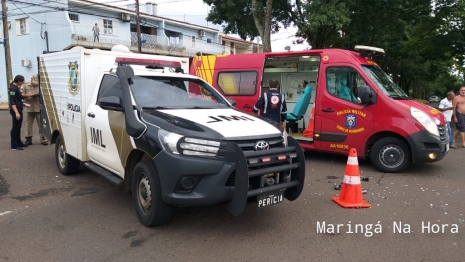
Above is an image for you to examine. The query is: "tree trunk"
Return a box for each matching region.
[251,0,273,52]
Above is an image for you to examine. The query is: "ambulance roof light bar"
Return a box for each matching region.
[115,57,182,69]
[354,45,385,59]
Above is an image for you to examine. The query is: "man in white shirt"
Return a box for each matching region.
[439,91,456,148]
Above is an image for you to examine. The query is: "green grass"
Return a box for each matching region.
[414,99,429,104]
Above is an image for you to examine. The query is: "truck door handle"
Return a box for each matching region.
[243,104,253,109]
[87,112,95,118]
[322,108,335,112]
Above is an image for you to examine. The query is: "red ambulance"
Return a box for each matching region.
[190,46,449,172]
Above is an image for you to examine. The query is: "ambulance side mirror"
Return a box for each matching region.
[98,96,123,111]
[358,85,376,105]
[227,98,237,107]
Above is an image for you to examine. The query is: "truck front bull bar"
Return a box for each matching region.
[225,136,306,216]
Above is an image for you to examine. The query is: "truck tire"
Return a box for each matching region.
[132,160,172,227]
[370,137,411,173]
[55,135,80,175]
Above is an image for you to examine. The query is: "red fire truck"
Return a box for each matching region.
[190,46,449,173]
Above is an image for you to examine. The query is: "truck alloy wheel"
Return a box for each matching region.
[55,135,80,175]
[370,137,411,173]
[132,160,172,227]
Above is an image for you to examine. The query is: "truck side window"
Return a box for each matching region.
[326,67,366,104]
[97,74,122,103]
[217,71,257,95]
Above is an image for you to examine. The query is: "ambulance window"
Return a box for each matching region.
[217,71,257,95]
[326,67,366,104]
[97,75,122,104]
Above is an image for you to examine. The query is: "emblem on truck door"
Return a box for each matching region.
[254,140,269,151]
[68,61,80,96]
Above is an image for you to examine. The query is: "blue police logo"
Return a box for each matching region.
[345,114,356,128]
[68,61,80,96]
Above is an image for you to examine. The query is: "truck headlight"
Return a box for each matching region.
[282,129,288,147]
[180,138,220,156]
[410,107,439,136]
[158,128,183,154]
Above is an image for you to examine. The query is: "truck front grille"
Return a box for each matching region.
[226,137,284,151]
[438,124,446,142]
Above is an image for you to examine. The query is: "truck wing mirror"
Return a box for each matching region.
[98,96,123,111]
[117,65,146,138]
[227,98,237,107]
[358,85,376,105]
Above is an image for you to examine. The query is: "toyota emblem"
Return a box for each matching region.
[254,140,269,151]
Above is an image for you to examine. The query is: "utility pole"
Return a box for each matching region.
[1,0,12,90]
[135,0,141,53]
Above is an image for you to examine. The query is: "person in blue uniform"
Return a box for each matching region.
[253,79,287,125]
[9,75,33,150]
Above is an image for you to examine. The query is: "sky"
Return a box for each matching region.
[106,0,308,51]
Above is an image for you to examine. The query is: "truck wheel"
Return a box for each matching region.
[55,135,80,175]
[132,160,172,227]
[370,137,411,173]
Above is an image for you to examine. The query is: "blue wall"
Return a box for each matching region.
[1,0,71,102]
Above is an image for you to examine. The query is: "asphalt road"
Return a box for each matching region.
[0,110,464,262]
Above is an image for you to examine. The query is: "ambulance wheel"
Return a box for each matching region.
[132,160,172,227]
[370,137,411,173]
[55,135,80,175]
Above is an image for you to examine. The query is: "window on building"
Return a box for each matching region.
[15,18,29,36]
[98,19,118,36]
[207,38,212,43]
[69,13,79,22]
[217,71,257,95]
[104,19,113,35]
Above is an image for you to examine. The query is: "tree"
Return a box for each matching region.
[203,0,292,51]
[291,0,351,49]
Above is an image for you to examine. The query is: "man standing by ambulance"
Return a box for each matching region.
[439,91,456,148]
[453,86,465,148]
[21,74,48,145]
[253,79,287,126]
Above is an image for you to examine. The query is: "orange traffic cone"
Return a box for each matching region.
[303,106,315,138]
[332,148,371,208]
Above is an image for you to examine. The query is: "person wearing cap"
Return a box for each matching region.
[20,74,48,145]
[9,75,33,150]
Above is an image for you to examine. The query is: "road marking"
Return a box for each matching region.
[0,206,29,217]
[0,211,12,217]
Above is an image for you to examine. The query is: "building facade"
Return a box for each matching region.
[0,0,229,104]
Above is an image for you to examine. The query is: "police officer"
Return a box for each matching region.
[21,74,48,145]
[253,79,287,125]
[9,75,33,150]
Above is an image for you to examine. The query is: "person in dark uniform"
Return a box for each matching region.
[253,79,287,125]
[9,75,33,150]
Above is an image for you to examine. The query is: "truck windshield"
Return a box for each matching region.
[361,65,410,100]
[129,76,230,109]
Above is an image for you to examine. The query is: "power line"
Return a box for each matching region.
[5,0,262,52]
[10,0,43,23]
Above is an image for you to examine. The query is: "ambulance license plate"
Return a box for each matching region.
[257,190,284,208]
